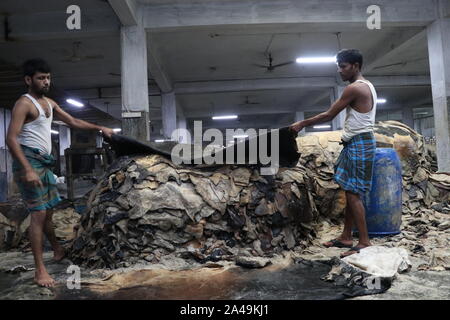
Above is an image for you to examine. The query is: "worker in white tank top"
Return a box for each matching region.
[341,79,377,142]
[290,49,377,259]
[16,93,54,155]
[6,59,115,288]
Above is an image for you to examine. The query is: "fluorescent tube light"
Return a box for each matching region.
[296,56,336,64]
[51,130,59,135]
[212,115,238,120]
[313,125,331,129]
[377,98,387,104]
[155,139,165,143]
[66,99,84,107]
[113,128,122,132]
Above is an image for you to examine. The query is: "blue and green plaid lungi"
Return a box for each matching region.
[12,145,61,212]
[334,132,376,195]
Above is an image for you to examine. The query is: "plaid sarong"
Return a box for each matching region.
[12,145,61,212]
[334,132,376,195]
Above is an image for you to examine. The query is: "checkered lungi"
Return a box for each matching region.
[12,145,61,212]
[334,132,376,195]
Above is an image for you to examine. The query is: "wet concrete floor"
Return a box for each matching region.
[53,259,351,300]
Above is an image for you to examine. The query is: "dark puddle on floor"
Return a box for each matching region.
[54,259,351,300]
[0,272,17,291]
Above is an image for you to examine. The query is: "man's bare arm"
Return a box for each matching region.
[290,85,357,132]
[52,102,114,138]
[6,100,43,187]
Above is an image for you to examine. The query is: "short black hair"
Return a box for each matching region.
[336,49,363,69]
[22,58,51,77]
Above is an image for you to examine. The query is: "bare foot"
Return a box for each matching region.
[53,246,66,262]
[34,270,56,288]
[323,238,353,248]
[340,243,371,258]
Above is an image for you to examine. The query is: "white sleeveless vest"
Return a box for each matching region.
[341,79,377,142]
[17,94,53,155]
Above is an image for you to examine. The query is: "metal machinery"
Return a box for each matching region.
[65,129,108,201]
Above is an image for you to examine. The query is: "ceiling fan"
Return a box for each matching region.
[239,96,260,106]
[252,53,294,72]
[61,41,104,63]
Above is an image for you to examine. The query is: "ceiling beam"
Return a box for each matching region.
[174,77,336,94]
[183,105,330,118]
[0,10,119,43]
[364,29,428,73]
[192,117,295,130]
[108,0,138,26]
[367,75,430,87]
[142,0,438,30]
[173,75,430,95]
[149,97,405,121]
[180,100,403,119]
[66,86,161,100]
[0,1,440,41]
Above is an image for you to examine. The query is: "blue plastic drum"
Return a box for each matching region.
[355,148,403,236]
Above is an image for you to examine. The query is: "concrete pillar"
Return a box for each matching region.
[58,125,71,176]
[177,116,189,143]
[0,109,6,201]
[161,91,177,140]
[3,109,15,197]
[294,111,306,135]
[332,86,346,130]
[402,107,414,128]
[413,118,420,133]
[427,17,450,172]
[0,108,5,151]
[59,125,71,156]
[174,102,189,143]
[120,23,150,142]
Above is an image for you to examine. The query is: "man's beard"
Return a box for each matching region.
[31,84,49,95]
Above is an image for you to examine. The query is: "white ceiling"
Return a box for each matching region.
[0,0,438,138]
[149,26,428,82]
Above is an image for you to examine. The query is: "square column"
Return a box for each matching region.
[176,103,189,144]
[120,24,150,142]
[332,86,346,130]
[402,107,414,128]
[161,91,177,140]
[58,125,71,176]
[294,111,306,135]
[0,108,7,202]
[427,17,450,172]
